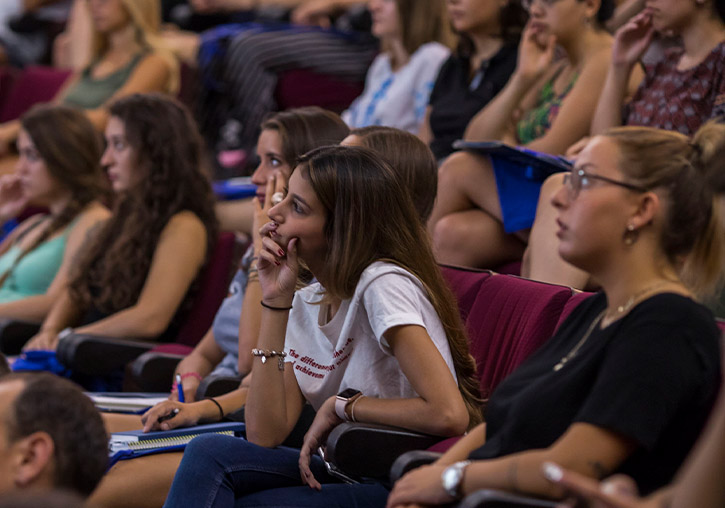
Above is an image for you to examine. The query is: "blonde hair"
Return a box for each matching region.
[604,122,725,298]
[91,0,179,94]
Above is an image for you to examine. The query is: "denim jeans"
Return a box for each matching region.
[163,434,390,508]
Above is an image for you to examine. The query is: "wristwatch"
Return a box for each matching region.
[334,388,362,421]
[441,460,471,500]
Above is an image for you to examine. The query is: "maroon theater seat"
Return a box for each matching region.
[275,69,364,114]
[0,66,71,122]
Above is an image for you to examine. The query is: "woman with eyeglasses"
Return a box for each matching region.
[387,122,725,507]
[525,0,725,290]
[426,0,637,269]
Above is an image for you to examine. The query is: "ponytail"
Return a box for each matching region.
[605,122,725,299]
[680,122,725,297]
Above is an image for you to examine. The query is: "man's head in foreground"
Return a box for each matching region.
[0,373,108,497]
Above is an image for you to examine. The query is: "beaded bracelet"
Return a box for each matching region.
[251,348,287,370]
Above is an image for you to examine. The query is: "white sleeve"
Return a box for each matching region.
[361,272,435,354]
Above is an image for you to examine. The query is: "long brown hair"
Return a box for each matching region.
[388,0,454,64]
[69,94,217,315]
[350,126,437,222]
[297,145,482,429]
[0,105,108,288]
[604,122,725,297]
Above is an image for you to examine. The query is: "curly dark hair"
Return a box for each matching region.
[2,373,108,497]
[69,94,217,317]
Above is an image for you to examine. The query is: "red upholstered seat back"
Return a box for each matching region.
[439,265,491,323]
[173,232,237,347]
[468,274,573,400]
[275,69,364,113]
[0,66,72,122]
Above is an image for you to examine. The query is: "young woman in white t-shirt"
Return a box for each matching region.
[159,145,482,507]
[342,0,453,134]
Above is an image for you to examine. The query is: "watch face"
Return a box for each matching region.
[337,388,361,399]
[442,466,460,492]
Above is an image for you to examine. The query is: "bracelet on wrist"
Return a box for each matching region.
[260,300,293,311]
[205,397,224,421]
[251,348,287,370]
[179,372,203,382]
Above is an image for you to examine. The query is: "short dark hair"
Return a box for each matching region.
[2,373,108,497]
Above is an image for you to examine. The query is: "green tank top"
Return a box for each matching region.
[0,218,76,303]
[516,67,578,145]
[63,53,146,110]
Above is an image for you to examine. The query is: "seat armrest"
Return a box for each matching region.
[196,374,243,399]
[56,333,156,375]
[389,450,442,483]
[459,490,559,508]
[129,351,186,392]
[324,422,443,482]
[0,319,41,355]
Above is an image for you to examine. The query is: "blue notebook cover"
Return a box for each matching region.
[108,422,246,468]
[452,140,572,180]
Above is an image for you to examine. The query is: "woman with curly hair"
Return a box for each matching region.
[24,93,216,351]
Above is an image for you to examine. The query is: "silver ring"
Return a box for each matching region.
[271,192,284,205]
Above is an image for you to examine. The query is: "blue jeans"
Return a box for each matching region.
[163,434,390,508]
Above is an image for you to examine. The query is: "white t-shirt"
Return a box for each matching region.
[342,42,450,134]
[284,261,456,411]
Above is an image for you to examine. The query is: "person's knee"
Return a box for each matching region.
[431,213,470,252]
[539,172,566,205]
[437,151,479,186]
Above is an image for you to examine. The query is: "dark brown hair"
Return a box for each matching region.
[604,122,725,297]
[2,373,108,497]
[0,105,108,288]
[350,126,437,222]
[261,107,349,167]
[297,145,482,429]
[457,0,528,56]
[69,94,217,315]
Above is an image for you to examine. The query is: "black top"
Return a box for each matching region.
[469,292,721,495]
[428,43,518,160]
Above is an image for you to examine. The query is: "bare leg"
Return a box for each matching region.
[89,452,183,508]
[524,173,591,289]
[102,412,145,434]
[428,151,523,267]
[431,209,525,268]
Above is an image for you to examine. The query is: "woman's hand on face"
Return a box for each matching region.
[257,222,299,308]
[299,396,344,490]
[253,173,287,253]
[0,174,28,223]
[22,330,60,351]
[141,400,204,432]
[290,0,334,28]
[515,22,557,87]
[611,9,655,69]
[386,463,455,508]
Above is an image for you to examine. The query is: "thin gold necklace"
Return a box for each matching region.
[553,310,605,372]
[553,280,676,372]
[602,280,674,327]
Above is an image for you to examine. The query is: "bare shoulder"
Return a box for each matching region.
[161,211,207,239]
[76,201,111,225]
[580,44,614,76]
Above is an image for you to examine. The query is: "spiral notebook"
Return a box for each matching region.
[108,422,246,468]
